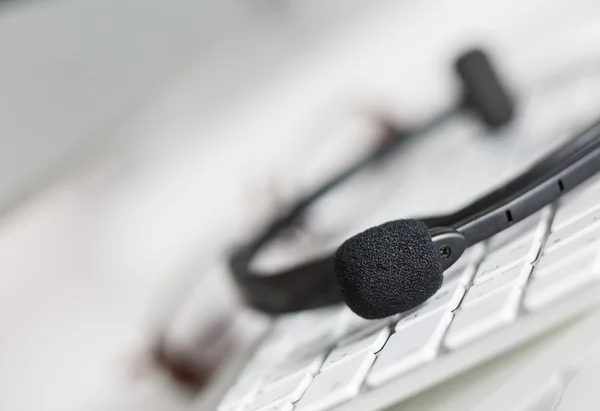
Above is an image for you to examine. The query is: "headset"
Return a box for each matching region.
[229,48,600,319]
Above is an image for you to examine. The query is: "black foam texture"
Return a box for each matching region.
[334,219,443,319]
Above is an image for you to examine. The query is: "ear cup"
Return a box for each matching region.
[456,49,515,128]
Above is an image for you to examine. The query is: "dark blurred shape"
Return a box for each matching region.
[457,49,515,128]
[152,313,239,389]
[153,341,210,389]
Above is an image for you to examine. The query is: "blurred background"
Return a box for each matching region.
[1,1,600,410]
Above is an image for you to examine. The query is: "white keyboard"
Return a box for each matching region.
[217,177,600,411]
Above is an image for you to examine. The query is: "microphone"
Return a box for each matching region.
[334,220,443,319]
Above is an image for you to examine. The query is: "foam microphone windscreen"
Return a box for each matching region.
[334,219,443,319]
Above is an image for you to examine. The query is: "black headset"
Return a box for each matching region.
[229,49,600,319]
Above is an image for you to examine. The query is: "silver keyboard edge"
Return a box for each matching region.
[330,282,600,411]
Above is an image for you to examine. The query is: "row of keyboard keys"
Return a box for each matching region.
[218,182,600,411]
[524,186,600,310]
[219,308,345,410]
[438,191,600,351]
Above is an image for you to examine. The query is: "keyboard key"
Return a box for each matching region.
[269,306,345,354]
[289,308,345,352]
[247,372,312,411]
[295,351,375,411]
[262,353,324,389]
[321,327,389,371]
[367,310,453,387]
[542,224,600,258]
[334,308,390,343]
[545,207,600,252]
[336,319,392,346]
[533,246,597,279]
[476,237,541,278]
[445,286,521,350]
[463,260,531,306]
[524,252,600,311]
[553,186,600,230]
[396,281,465,326]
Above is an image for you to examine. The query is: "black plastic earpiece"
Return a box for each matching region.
[457,49,515,128]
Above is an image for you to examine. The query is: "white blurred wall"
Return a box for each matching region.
[0,0,369,212]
